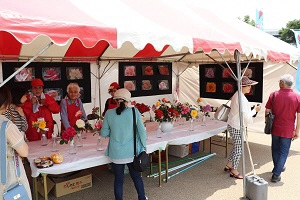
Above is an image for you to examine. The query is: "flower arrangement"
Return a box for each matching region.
[89,107,104,135]
[152,98,180,123]
[175,101,192,121]
[132,101,150,115]
[60,127,77,144]
[197,97,217,117]
[32,119,49,134]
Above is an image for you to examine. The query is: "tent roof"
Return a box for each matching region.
[0,0,299,63]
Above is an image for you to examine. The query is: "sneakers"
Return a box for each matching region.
[271,174,281,183]
[282,166,286,172]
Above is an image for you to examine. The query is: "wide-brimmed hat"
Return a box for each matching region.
[241,76,258,86]
[113,88,131,102]
[108,82,120,91]
[31,78,44,87]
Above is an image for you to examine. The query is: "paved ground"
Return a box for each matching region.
[27,128,300,200]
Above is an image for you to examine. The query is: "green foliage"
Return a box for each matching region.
[241,15,255,27]
[279,19,300,45]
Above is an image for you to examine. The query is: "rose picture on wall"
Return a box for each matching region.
[124,65,136,76]
[222,82,234,93]
[124,80,136,91]
[205,67,215,78]
[142,65,154,75]
[42,67,61,81]
[206,82,216,93]
[222,68,233,78]
[242,67,255,78]
[158,65,169,75]
[142,80,152,90]
[14,67,35,82]
[66,67,83,80]
[44,88,63,101]
[158,80,169,90]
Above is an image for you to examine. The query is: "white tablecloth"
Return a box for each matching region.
[27,120,227,177]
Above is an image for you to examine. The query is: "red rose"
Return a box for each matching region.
[144,66,154,75]
[159,66,169,75]
[222,83,233,93]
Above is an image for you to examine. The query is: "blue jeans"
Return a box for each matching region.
[112,162,146,200]
[271,134,292,176]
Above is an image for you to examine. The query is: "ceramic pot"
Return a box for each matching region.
[160,122,173,133]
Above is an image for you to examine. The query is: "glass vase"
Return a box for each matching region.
[41,133,48,146]
[178,116,185,125]
[77,133,83,147]
[189,119,194,131]
[69,139,77,154]
[51,136,59,152]
[82,130,87,139]
[96,135,104,151]
[201,115,206,126]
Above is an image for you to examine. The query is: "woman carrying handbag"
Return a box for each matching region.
[0,86,32,200]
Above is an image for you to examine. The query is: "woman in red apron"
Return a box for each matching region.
[102,82,120,116]
[60,83,87,131]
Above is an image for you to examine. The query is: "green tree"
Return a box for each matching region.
[240,15,255,27]
[279,19,300,45]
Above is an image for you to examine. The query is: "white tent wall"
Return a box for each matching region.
[178,61,299,133]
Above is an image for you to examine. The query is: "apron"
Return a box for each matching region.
[61,99,80,131]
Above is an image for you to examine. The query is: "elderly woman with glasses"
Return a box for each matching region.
[102,82,120,116]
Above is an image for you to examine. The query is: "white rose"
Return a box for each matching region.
[165,103,171,108]
[76,119,85,129]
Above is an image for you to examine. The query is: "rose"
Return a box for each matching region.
[44,69,59,80]
[76,119,85,129]
[191,110,198,118]
[222,68,232,78]
[206,82,216,93]
[142,80,152,90]
[203,105,212,113]
[124,66,136,76]
[197,97,202,103]
[144,66,154,75]
[94,121,102,130]
[159,81,168,90]
[154,109,164,119]
[159,66,169,75]
[61,127,76,142]
[205,68,215,78]
[222,83,233,93]
[69,69,83,79]
[124,81,136,91]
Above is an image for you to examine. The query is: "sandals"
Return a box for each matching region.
[229,170,243,179]
[223,165,232,172]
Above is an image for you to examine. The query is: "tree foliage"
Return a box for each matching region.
[240,15,255,27]
[279,19,300,45]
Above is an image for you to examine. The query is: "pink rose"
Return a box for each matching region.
[124,66,136,76]
[124,81,136,91]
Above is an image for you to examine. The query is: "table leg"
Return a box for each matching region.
[225,130,228,158]
[42,173,48,200]
[165,146,169,183]
[32,177,38,200]
[158,149,162,187]
[209,137,212,153]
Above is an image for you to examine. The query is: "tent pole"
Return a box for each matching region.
[234,50,247,199]
[0,42,54,88]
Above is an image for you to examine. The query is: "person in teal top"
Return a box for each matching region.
[101,88,147,200]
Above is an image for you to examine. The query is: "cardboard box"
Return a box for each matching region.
[51,170,92,197]
[189,142,200,154]
[168,145,189,158]
[37,176,55,198]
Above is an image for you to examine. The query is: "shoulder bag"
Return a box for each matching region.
[1,121,30,200]
[214,99,231,122]
[132,108,150,172]
[264,92,276,135]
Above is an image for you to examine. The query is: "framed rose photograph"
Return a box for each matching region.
[66,67,83,80]
[205,67,215,78]
[158,80,169,90]
[158,65,169,75]
[14,67,35,82]
[242,67,255,78]
[222,68,233,78]
[142,65,154,76]
[79,87,84,99]
[44,88,63,101]
[205,82,216,93]
[141,80,152,90]
[124,65,136,76]
[42,67,61,81]
[124,80,136,91]
[222,82,234,93]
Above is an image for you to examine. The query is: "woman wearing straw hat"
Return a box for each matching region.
[101,88,147,200]
[223,76,261,179]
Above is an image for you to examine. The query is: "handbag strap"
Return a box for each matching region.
[132,107,137,156]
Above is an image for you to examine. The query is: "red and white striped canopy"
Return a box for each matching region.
[0,0,299,63]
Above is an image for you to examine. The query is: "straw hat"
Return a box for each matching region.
[241,76,258,86]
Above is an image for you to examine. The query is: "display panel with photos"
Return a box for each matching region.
[2,62,91,103]
[199,62,263,102]
[119,62,172,97]
[14,68,35,82]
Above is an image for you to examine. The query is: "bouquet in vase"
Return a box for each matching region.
[152,98,180,123]
[32,119,49,136]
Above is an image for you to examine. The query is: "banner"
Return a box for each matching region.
[296,59,300,93]
[292,30,300,48]
[255,9,264,31]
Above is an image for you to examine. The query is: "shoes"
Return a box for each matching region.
[282,166,286,172]
[229,170,243,179]
[224,165,232,172]
[271,174,281,183]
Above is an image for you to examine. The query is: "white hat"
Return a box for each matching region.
[113,88,131,102]
[241,76,258,86]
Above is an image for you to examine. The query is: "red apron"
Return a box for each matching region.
[61,99,80,131]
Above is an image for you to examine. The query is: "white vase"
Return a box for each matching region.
[160,122,173,133]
